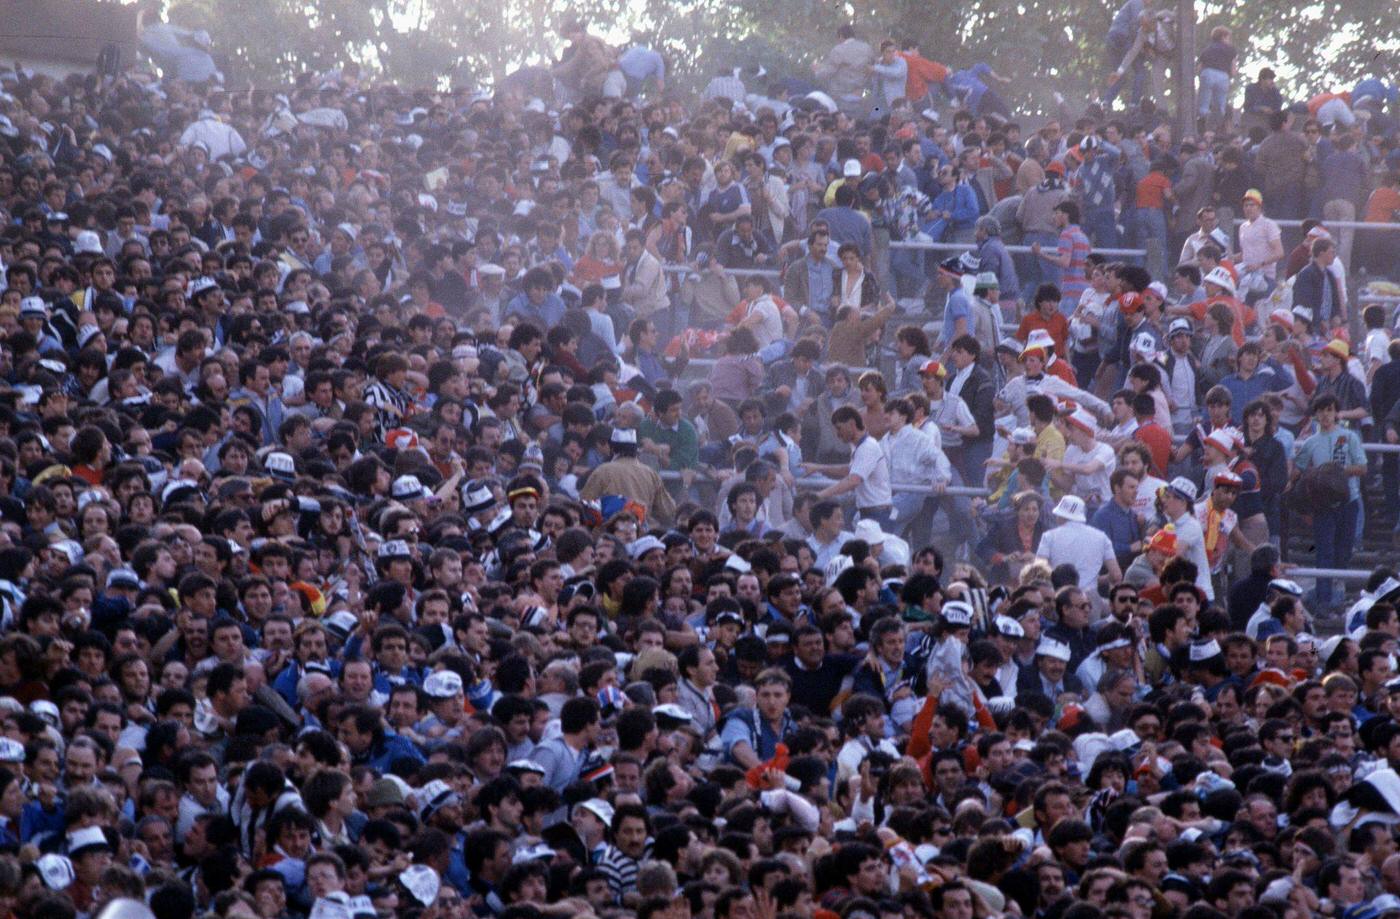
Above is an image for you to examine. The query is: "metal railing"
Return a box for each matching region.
[661,264,780,279]
[652,463,1388,588]
[657,468,989,497]
[1262,219,1400,232]
[1287,567,1375,581]
[889,240,1148,258]
[680,356,879,375]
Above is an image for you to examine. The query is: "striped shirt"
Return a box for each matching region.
[596,841,650,896]
[362,378,413,444]
[1058,225,1092,301]
[702,75,746,103]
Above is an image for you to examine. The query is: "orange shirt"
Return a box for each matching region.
[1306,91,1349,116]
[900,53,949,101]
[1188,295,1257,346]
[1365,186,1400,223]
[1046,356,1078,386]
[1136,171,1172,209]
[72,464,102,486]
[1016,311,1071,358]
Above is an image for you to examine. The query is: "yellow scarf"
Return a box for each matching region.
[1203,505,1224,559]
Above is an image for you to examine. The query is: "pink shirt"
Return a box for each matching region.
[1239,215,1282,280]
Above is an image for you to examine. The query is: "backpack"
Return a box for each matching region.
[1287,462,1349,514]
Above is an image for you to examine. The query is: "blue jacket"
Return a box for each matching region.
[813,206,874,260]
[272,658,343,708]
[359,732,426,774]
[928,184,980,236]
[228,386,286,447]
[504,292,566,328]
[1292,261,1343,325]
[976,236,1019,296]
[21,799,64,844]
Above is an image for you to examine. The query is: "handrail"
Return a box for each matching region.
[657,468,989,497]
[661,264,781,278]
[681,356,879,374]
[1284,567,1376,581]
[888,240,1147,257]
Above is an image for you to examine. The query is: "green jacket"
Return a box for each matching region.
[640,417,700,470]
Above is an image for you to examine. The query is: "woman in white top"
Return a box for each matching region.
[834,243,878,311]
[1069,264,1112,383]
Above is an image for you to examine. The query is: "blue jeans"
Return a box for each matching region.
[1312,498,1360,605]
[1021,231,1060,302]
[1135,207,1168,279]
[1119,204,1138,257]
[890,246,926,299]
[1083,208,1119,249]
[960,439,994,490]
[1266,185,1306,222]
[976,89,1011,119]
[858,505,895,531]
[1071,350,1101,388]
[1198,68,1230,116]
[890,492,929,540]
[1103,31,1146,107]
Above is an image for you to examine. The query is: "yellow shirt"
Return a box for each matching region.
[1035,425,1067,499]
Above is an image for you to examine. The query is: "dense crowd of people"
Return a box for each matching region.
[3,8,1400,919]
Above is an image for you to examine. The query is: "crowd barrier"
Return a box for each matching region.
[1287,567,1375,581]
[644,248,1398,590]
[660,264,779,279]
[888,240,1149,258]
[652,464,1392,590]
[657,468,988,498]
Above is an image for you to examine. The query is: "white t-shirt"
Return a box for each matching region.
[1037,521,1116,589]
[1069,289,1109,352]
[1065,441,1117,504]
[850,434,892,508]
[1109,418,1140,441]
[1166,353,1197,428]
[1133,475,1167,520]
[1366,328,1390,368]
[1170,512,1214,599]
[745,296,784,349]
[927,395,975,448]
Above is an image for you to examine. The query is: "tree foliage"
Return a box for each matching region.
[157,0,1400,111]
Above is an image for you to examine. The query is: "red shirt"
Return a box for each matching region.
[1016,312,1071,359]
[1136,171,1172,209]
[900,53,949,101]
[1046,357,1078,387]
[72,464,102,486]
[1135,421,1173,477]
